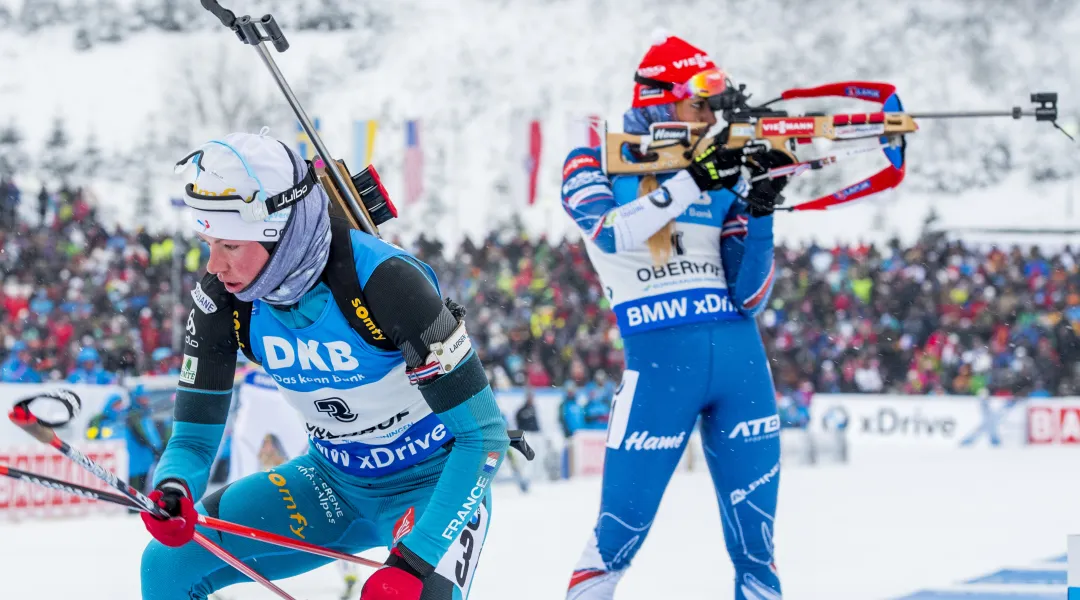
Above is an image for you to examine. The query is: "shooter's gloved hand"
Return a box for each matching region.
[686,132,744,192]
[140,480,197,547]
[744,149,796,217]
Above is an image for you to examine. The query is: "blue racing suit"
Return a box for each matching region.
[141,229,508,599]
[561,148,782,600]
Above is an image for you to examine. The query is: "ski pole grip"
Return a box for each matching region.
[8,406,57,446]
[507,430,536,461]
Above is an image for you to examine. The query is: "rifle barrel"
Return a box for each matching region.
[906,108,1031,119]
[252,44,377,237]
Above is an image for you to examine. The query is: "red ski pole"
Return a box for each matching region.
[7,391,298,599]
[0,462,381,569]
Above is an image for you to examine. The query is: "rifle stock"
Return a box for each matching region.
[318,159,377,231]
[603,112,920,175]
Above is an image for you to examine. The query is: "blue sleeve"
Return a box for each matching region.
[152,389,230,500]
[720,203,777,318]
[398,352,510,568]
[560,148,618,254]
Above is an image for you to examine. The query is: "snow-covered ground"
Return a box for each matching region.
[2,445,1077,599]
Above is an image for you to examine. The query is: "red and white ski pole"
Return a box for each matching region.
[0,462,382,569]
[7,390,307,599]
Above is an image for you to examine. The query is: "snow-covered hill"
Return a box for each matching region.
[0,0,1077,245]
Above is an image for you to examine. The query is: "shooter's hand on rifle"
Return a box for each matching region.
[744,150,796,218]
[686,136,744,192]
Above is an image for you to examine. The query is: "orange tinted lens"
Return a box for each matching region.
[687,69,729,98]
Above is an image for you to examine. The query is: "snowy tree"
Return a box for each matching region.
[80,132,103,180]
[134,0,198,32]
[135,171,152,225]
[73,28,92,50]
[18,0,62,32]
[297,0,354,31]
[89,0,127,44]
[0,121,31,178]
[40,117,78,185]
[161,41,324,154]
[0,4,13,29]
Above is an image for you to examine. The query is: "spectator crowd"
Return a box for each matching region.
[3,179,1080,405]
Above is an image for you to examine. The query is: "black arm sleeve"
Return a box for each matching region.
[180,273,242,396]
[362,257,460,369]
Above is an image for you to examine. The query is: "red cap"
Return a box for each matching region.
[632,33,717,108]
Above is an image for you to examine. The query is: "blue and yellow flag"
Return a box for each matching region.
[295,118,321,160]
[353,120,378,167]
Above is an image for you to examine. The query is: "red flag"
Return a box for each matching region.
[568,114,602,149]
[526,119,542,206]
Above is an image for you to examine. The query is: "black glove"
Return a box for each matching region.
[686,138,744,192]
[744,149,796,217]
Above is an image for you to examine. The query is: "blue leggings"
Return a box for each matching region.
[141,450,491,600]
[574,318,782,599]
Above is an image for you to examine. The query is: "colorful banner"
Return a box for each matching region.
[404,120,424,205]
[295,118,321,161]
[527,120,542,206]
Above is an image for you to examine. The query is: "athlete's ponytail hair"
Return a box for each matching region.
[640,174,674,266]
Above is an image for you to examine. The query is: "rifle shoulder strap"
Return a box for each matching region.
[233,299,259,365]
[323,217,398,352]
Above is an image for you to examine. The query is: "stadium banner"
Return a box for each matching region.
[1026,397,1080,445]
[808,394,1029,449]
[0,440,128,520]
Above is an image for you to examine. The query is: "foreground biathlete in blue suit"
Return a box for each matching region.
[562,34,792,600]
[141,131,508,600]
